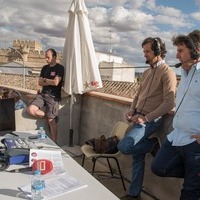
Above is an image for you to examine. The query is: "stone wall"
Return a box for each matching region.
[79,93,183,200]
[0,39,62,64]
[0,73,39,91]
[13,39,42,51]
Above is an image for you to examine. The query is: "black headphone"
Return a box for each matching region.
[152,38,161,56]
[188,36,200,60]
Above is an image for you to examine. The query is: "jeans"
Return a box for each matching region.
[151,139,200,200]
[117,118,162,196]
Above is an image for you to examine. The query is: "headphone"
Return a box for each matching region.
[188,36,200,60]
[152,38,161,56]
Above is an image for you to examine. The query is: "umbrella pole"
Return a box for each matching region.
[69,93,74,147]
[69,128,73,147]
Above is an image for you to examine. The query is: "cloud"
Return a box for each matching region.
[144,0,157,9]
[195,0,200,6]
[124,0,152,9]
[157,6,182,17]
[109,7,154,32]
[154,15,192,28]
[89,6,109,26]
[191,12,200,20]
[0,0,199,65]
[148,5,194,30]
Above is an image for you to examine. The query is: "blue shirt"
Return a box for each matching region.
[15,99,26,110]
[168,62,200,146]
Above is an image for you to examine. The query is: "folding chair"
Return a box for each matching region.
[81,121,129,191]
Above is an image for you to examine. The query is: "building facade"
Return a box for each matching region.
[0,39,135,82]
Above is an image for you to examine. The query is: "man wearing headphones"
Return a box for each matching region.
[152,30,200,200]
[119,37,177,200]
[27,48,64,143]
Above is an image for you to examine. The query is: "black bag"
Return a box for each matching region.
[85,135,119,154]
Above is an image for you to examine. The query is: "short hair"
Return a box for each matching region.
[142,37,167,58]
[172,30,200,59]
[46,48,57,58]
[9,90,21,100]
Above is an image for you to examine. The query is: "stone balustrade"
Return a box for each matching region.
[0,73,39,91]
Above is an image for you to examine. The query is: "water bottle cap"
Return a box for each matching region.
[34,170,41,175]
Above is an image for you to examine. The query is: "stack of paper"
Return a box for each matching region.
[19,174,88,199]
[29,149,65,175]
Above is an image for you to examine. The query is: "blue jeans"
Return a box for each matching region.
[151,139,200,200]
[117,118,162,196]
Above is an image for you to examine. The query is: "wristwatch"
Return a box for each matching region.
[43,78,46,83]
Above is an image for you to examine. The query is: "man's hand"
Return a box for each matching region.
[132,115,147,124]
[125,110,134,123]
[191,134,200,144]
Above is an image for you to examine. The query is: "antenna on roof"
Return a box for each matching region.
[109,21,112,61]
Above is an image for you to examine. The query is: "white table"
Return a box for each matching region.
[0,130,119,200]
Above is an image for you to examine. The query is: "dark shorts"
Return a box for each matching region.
[30,93,59,119]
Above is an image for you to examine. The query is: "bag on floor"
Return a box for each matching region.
[85,135,119,154]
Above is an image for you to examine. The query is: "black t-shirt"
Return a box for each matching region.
[40,63,64,98]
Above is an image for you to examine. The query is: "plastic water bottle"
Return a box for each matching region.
[31,170,45,200]
[38,127,46,143]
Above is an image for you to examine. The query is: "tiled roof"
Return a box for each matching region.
[0,73,139,99]
[97,80,139,99]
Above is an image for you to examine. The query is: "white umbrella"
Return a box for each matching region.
[62,0,102,146]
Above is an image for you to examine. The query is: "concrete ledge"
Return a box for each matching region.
[86,91,132,105]
[15,108,50,136]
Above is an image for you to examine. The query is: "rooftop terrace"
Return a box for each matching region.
[0,73,183,200]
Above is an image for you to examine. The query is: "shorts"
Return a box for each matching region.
[30,93,59,119]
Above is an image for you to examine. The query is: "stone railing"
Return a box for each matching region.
[0,73,39,91]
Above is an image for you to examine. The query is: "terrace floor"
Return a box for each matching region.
[62,145,156,200]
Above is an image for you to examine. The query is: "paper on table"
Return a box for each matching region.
[19,174,88,199]
[29,149,65,175]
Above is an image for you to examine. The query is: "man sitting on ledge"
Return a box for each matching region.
[27,48,64,143]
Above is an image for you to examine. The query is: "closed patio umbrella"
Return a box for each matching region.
[62,0,102,146]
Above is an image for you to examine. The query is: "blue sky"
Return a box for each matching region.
[156,0,197,13]
[0,0,200,67]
